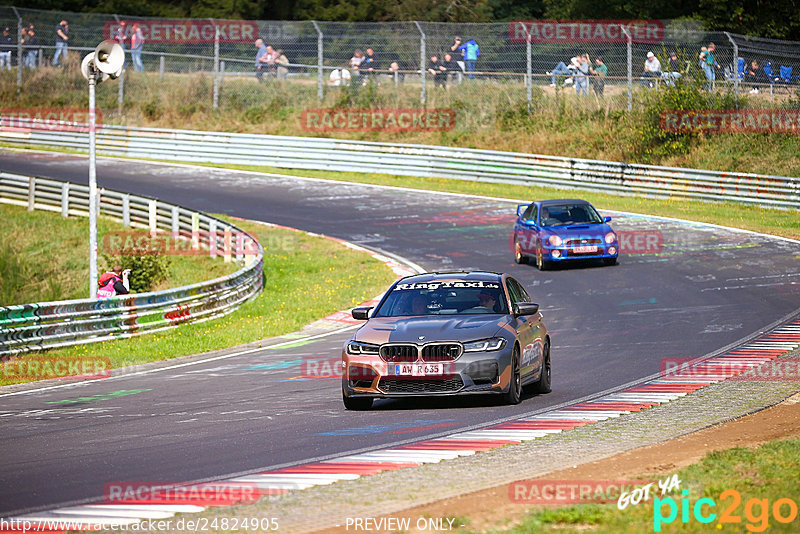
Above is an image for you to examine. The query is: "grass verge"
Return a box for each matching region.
[0,202,238,305]
[503,436,800,533]
[0,215,397,386]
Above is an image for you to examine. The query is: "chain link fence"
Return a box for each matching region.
[2,6,800,115]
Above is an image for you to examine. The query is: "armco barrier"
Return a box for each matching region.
[0,172,264,357]
[0,120,797,208]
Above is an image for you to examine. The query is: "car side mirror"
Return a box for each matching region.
[603,216,612,223]
[513,302,539,316]
[351,307,373,320]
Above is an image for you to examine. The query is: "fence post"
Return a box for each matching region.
[12,7,21,88]
[312,21,324,105]
[724,32,739,104]
[414,21,426,106]
[61,182,69,217]
[27,176,35,211]
[148,199,157,236]
[117,69,124,114]
[621,24,632,111]
[517,22,532,112]
[191,212,200,250]
[209,220,218,258]
[122,194,130,227]
[212,19,220,111]
[220,60,225,85]
[159,55,165,79]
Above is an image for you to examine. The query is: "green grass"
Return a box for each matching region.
[0,216,397,385]
[497,437,800,533]
[0,202,237,305]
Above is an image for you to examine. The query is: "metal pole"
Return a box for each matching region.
[414,21,426,106]
[88,72,98,299]
[621,25,632,111]
[724,32,739,104]
[521,22,532,112]
[312,21,323,105]
[220,60,225,85]
[12,7,21,88]
[212,19,219,111]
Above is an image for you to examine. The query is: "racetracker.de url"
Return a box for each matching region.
[0,517,279,532]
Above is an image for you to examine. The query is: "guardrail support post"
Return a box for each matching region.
[191,212,200,250]
[171,206,180,237]
[621,25,633,111]
[122,194,130,227]
[414,21,426,106]
[27,176,35,211]
[148,199,157,236]
[159,55,165,79]
[223,226,232,263]
[312,21,324,105]
[209,220,218,258]
[61,181,69,217]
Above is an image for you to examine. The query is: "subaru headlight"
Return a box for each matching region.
[605,232,616,244]
[463,338,507,352]
[548,235,563,246]
[347,341,380,355]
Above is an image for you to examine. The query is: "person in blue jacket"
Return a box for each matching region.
[451,36,480,80]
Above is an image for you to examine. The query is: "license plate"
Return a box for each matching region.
[573,245,598,253]
[394,363,443,376]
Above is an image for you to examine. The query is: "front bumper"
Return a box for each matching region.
[342,347,514,398]
[543,243,618,261]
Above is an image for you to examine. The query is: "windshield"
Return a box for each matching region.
[373,280,508,317]
[540,203,603,226]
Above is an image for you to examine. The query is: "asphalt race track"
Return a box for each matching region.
[1,150,799,517]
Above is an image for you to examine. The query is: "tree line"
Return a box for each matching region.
[20,0,800,41]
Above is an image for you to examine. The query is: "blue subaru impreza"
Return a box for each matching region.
[512,199,618,270]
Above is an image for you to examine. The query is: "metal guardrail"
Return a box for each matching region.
[0,172,264,357]
[1,121,797,209]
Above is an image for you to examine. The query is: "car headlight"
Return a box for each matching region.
[463,337,507,352]
[347,341,380,355]
[548,235,563,246]
[605,232,616,244]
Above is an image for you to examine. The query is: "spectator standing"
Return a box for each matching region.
[387,61,403,84]
[113,21,128,46]
[641,51,661,87]
[130,23,144,72]
[275,49,289,79]
[590,56,607,96]
[349,49,365,84]
[53,20,68,67]
[574,54,590,96]
[22,25,37,68]
[452,36,479,80]
[0,27,12,71]
[703,42,720,90]
[254,38,269,81]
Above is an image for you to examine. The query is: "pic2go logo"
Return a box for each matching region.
[654,489,800,532]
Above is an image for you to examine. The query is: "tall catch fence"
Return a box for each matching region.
[2,6,800,110]
[0,172,264,357]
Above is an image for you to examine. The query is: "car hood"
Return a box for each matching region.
[355,315,510,345]
[543,222,613,238]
